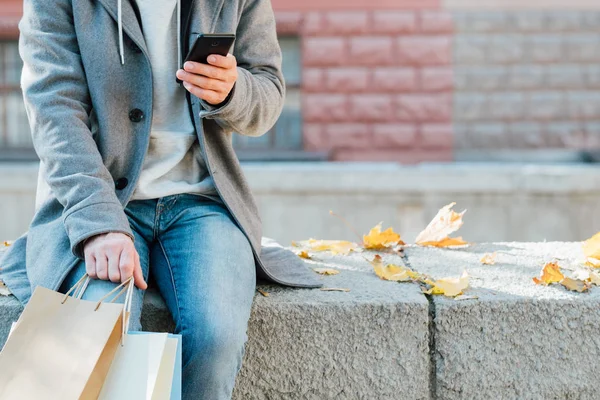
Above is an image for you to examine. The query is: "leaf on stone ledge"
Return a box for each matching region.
[2,241,11,247]
[572,268,600,286]
[532,262,565,285]
[297,250,311,259]
[480,252,497,265]
[313,267,339,275]
[423,271,469,297]
[362,222,405,250]
[293,239,358,255]
[415,202,469,248]
[369,255,417,282]
[560,277,591,293]
[257,289,269,297]
[583,232,600,260]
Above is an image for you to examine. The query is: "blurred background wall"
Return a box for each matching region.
[1,0,600,245]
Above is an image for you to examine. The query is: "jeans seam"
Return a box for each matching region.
[157,236,183,327]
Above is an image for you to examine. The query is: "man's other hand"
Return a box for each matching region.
[83,232,148,290]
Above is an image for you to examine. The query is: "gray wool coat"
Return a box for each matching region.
[0,0,322,305]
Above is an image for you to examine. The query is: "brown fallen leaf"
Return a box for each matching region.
[418,237,469,248]
[297,250,311,259]
[369,255,418,282]
[293,239,358,255]
[362,222,404,250]
[532,262,564,285]
[313,267,340,275]
[256,289,269,297]
[320,287,350,292]
[560,277,591,293]
[480,252,497,265]
[454,294,479,301]
[2,241,11,247]
[415,202,469,248]
[423,270,469,297]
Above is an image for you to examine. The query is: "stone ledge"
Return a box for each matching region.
[2,241,599,398]
[406,242,600,400]
[0,246,430,400]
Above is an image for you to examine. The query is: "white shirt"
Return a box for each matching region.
[129,0,219,201]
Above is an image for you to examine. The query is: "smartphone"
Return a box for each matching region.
[175,33,236,85]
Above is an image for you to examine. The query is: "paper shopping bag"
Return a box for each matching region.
[0,273,134,400]
[98,331,182,400]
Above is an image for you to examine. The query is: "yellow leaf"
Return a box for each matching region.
[418,237,469,248]
[560,277,591,293]
[415,202,467,245]
[480,252,497,265]
[585,257,600,269]
[257,289,269,297]
[424,271,469,297]
[320,287,350,292]
[362,222,404,250]
[590,270,600,286]
[583,232,600,260]
[369,255,415,282]
[532,262,564,285]
[293,239,358,255]
[313,267,340,275]
[297,250,311,259]
[2,241,11,247]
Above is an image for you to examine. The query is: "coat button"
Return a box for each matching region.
[129,108,144,122]
[115,177,129,190]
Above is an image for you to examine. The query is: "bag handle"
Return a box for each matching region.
[61,272,135,345]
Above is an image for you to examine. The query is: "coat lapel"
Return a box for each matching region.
[95,0,147,55]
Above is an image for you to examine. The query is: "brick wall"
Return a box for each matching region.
[453,11,600,155]
[275,5,455,162]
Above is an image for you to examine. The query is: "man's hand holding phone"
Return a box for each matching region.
[176,54,238,106]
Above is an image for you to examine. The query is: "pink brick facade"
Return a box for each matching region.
[273,1,454,162]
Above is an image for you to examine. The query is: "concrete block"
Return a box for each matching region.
[0,246,431,399]
[406,242,600,400]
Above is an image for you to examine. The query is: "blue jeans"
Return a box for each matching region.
[58,193,256,399]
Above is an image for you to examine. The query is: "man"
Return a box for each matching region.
[0,0,322,398]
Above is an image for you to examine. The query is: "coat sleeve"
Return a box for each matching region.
[198,0,286,137]
[19,0,135,260]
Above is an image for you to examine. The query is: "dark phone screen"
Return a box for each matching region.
[175,34,235,85]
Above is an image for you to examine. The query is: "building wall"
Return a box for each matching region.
[1,1,600,162]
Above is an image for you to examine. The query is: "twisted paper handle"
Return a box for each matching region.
[61,272,135,345]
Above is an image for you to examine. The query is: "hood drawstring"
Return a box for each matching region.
[117,0,182,68]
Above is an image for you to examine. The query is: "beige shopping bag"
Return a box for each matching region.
[0,273,135,400]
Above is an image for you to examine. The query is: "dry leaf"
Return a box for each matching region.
[532,262,564,285]
[583,232,600,259]
[423,270,469,297]
[369,255,417,282]
[320,287,350,292]
[572,269,600,286]
[418,237,469,248]
[313,267,340,275]
[590,270,600,285]
[2,241,11,247]
[454,294,479,301]
[415,203,468,247]
[585,257,600,269]
[297,250,311,259]
[560,277,591,293]
[293,239,358,255]
[257,289,269,297]
[480,252,497,265]
[362,222,404,250]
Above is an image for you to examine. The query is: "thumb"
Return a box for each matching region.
[132,251,147,290]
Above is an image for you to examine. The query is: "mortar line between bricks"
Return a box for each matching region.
[403,251,437,400]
